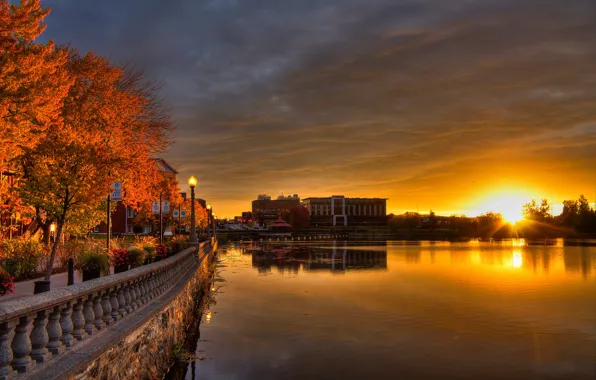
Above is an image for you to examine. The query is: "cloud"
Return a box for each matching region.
[41,0,596,216]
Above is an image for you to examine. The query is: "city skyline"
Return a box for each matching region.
[40,0,596,218]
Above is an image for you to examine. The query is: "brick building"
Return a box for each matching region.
[95,158,178,235]
[252,194,300,225]
[303,195,387,226]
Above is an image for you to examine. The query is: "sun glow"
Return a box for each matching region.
[474,191,530,224]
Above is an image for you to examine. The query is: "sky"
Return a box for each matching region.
[40,0,596,218]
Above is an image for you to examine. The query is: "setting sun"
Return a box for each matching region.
[474,191,530,224]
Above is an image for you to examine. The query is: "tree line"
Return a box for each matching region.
[0,1,193,279]
[388,195,596,238]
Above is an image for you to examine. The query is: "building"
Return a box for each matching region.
[252,194,300,225]
[95,158,179,235]
[303,195,387,226]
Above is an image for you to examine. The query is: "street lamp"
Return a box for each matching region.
[207,204,212,236]
[188,176,198,244]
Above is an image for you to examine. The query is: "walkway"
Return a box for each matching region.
[1,271,82,302]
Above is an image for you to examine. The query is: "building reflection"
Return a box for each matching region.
[250,242,387,275]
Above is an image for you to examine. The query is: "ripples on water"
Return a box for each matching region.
[172,239,596,380]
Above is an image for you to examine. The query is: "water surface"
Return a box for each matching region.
[179,240,596,380]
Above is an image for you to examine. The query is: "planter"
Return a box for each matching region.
[82,268,101,282]
[34,280,51,294]
[114,265,129,274]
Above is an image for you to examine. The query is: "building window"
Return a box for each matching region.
[127,208,135,219]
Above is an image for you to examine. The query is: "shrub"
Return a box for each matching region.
[127,247,146,267]
[143,244,156,261]
[155,244,168,260]
[169,235,188,254]
[77,251,109,276]
[109,248,130,268]
[0,239,45,279]
[0,267,15,296]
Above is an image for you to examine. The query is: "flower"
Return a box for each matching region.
[0,267,15,296]
[155,244,168,259]
[109,248,130,267]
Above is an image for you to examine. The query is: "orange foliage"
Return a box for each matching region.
[0,0,72,167]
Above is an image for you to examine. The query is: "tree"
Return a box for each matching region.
[289,206,310,230]
[429,210,437,231]
[403,212,420,231]
[522,199,552,222]
[18,50,172,282]
[559,200,579,227]
[0,0,72,169]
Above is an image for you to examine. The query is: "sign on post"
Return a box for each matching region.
[162,201,170,214]
[173,210,179,218]
[111,182,123,201]
[181,210,187,218]
[152,201,160,214]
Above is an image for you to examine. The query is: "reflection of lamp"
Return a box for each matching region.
[205,310,212,323]
[188,176,198,243]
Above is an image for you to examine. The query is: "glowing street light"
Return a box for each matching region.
[188,176,198,243]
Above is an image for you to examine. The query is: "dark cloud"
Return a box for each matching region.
[41,0,596,216]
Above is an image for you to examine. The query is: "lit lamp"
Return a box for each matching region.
[188,176,198,244]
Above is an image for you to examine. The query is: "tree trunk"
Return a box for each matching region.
[41,223,51,246]
[44,220,64,281]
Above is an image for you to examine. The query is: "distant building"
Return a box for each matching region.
[252,194,300,225]
[95,158,179,235]
[303,195,387,226]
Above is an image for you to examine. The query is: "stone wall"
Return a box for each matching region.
[73,252,214,379]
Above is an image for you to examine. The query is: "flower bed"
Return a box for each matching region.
[0,267,15,296]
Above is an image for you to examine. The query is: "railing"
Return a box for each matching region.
[0,243,209,379]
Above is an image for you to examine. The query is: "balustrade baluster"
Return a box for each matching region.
[109,289,120,321]
[93,294,104,330]
[0,322,14,379]
[11,316,35,372]
[46,306,64,355]
[147,276,156,300]
[83,297,95,335]
[59,303,74,349]
[71,299,86,341]
[130,282,139,310]
[30,311,51,363]
[102,291,114,325]
[117,288,126,317]
[140,278,148,304]
[123,285,132,314]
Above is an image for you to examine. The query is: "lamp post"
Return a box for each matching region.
[188,176,198,244]
[207,204,212,236]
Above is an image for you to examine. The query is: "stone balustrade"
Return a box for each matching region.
[0,244,208,380]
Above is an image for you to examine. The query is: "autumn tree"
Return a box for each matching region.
[18,50,172,283]
[0,0,72,169]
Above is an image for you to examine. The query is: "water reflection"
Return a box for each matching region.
[249,241,388,275]
[229,239,596,279]
[171,239,596,380]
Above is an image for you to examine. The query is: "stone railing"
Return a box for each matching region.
[0,243,209,379]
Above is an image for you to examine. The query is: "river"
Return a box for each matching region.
[171,239,596,379]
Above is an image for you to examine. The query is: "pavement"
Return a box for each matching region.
[1,270,83,302]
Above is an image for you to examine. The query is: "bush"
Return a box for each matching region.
[169,235,188,254]
[155,244,168,260]
[77,251,109,276]
[109,248,130,268]
[0,239,45,279]
[127,247,146,267]
[0,267,15,296]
